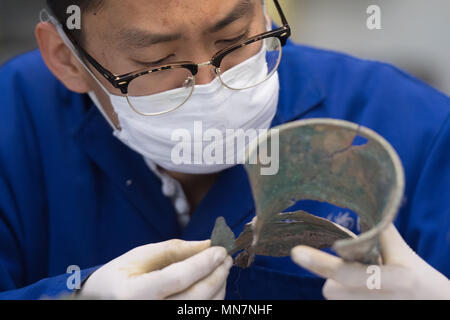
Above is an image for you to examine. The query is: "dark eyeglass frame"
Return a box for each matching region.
[67,0,291,95]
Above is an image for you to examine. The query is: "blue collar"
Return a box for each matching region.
[272,44,326,126]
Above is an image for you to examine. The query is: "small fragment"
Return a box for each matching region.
[210,217,236,254]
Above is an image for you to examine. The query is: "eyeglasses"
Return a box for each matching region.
[66,0,290,116]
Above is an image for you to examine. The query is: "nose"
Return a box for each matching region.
[195,62,217,85]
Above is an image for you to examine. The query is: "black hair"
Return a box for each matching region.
[46,0,104,43]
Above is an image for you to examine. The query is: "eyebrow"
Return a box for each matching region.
[116,0,254,49]
[208,0,254,33]
[117,28,182,49]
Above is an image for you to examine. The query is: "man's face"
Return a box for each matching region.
[83,0,266,92]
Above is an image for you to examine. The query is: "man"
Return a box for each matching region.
[0,0,448,300]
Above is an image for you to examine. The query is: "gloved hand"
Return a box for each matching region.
[291,224,450,299]
[80,239,233,300]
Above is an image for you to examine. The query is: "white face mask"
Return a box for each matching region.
[52,11,280,175]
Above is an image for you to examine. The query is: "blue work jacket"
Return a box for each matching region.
[0,42,449,300]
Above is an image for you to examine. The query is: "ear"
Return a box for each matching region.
[35,22,91,94]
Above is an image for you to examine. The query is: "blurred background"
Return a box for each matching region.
[0,0,449,95]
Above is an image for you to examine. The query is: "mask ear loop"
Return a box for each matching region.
[39,8,52,23]
[262,0,272,31]
[40,8,119,131]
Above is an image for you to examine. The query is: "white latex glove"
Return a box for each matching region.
[291,224,450,300]
[80,239,233,300]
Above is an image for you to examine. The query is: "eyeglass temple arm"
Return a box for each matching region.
[42,9,122,89]
[70,37,119,86]
[273,0,289,27]
[272,0,291,46]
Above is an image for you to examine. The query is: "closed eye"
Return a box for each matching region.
[217,30,249,46]
[132,54,176,68]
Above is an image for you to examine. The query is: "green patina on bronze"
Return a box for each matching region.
[232,211,356,268]
[211,119,405,268]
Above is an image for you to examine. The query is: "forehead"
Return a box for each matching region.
[88,0,255,32]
